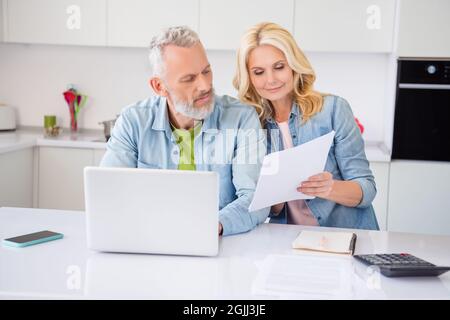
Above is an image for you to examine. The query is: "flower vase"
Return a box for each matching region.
[63,85,87,140]
[70,115,78,139]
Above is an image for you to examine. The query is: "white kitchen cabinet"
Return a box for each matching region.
[107,0,199,47]
[295,0,396,52]
[5,0,106,46]
[0,148,34,208]
[93,149,106,166]
[38,147,106,211]
[388,160,450,236]
[369,161,389,231]
[38,147,93,211]
[0,0,5,42]
[199,0,294,50]
[397,0,450,57]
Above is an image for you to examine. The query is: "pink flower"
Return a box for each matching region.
[355,117,364,134]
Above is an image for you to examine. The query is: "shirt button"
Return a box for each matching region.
[293,135,297,139]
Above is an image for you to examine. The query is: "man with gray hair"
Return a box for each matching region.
[100,26,269,236]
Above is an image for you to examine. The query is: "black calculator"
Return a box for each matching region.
[353,253,450,277]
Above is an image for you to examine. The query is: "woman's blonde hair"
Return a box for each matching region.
[233,22,324,123]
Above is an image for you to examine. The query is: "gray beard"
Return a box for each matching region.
[172,90,215,120]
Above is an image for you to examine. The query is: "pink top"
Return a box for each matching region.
[277,121,319,226]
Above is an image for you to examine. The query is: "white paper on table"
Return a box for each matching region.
[251,254,353,299]
[249,130,335,212]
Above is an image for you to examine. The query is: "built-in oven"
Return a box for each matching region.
[392,59,450,161]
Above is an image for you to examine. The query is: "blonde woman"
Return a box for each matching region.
[233,22,378,229]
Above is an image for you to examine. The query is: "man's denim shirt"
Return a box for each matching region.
[100,95,270,236]
[265,95,379,230]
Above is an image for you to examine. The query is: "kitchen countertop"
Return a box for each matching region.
[364,140,391,162]
[0,127,107,154]
[0,128,391,162]
[1,207,449,299]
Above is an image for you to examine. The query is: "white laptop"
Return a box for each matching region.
[84,167,219,256]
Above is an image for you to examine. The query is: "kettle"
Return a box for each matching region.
[99,115,119,141]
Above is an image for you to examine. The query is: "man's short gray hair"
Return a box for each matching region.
[148,26,200,78]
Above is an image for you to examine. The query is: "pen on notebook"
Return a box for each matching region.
[349,234,357,255]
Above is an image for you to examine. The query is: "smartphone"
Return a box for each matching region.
[2,230,64,248]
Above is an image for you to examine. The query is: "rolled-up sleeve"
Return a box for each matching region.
[219,109,270,235]
[332,97,377,209]
[100,109,138,168]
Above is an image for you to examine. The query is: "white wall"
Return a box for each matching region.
[0,43,150,129]
[306,52,391,143]
[0,43,392,142]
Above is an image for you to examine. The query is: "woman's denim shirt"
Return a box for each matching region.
[265,95,379,230]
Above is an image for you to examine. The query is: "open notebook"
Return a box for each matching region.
[292,230,357,255]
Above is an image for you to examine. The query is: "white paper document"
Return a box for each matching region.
[252,254,353,299]
[249,131,335,212]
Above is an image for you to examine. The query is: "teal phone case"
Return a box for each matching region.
[2,233,64,248]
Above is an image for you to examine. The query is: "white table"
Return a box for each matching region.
[1,207,449,300]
